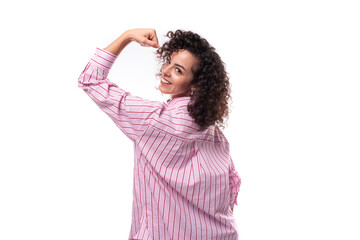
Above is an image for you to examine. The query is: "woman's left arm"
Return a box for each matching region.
[77,47,192,143]
[77,47,166,142]
[78,29,195,143]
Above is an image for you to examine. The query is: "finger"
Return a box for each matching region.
[145,30,159,48]
[152,31,160,48]
[143,38,158,48]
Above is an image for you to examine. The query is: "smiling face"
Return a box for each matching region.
[159,49,199,100]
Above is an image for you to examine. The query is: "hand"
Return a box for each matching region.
[126,28,159,48]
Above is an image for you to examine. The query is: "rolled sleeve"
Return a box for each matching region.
[91,47,118,70]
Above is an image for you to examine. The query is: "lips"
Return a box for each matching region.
[161,76,172,84]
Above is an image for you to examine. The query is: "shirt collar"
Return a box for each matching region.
[166,96,192,108]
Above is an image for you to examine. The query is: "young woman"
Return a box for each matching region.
[78,28,241,240]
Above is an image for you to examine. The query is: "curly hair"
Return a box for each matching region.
[155,29,232,130]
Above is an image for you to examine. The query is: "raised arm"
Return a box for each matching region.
[104,28,159,56]
[103,30,132,56]
[78,29,191,142]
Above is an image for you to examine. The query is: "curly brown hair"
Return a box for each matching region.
[155,29,232,131]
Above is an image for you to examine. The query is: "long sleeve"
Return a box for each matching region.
[78,47,189,142]
[229,156,241,209]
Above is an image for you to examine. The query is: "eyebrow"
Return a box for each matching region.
[174,63,187,72]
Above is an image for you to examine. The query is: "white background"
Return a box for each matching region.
[0,0,359,239]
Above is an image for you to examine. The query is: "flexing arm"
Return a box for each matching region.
[78,28,177,142]
[104,28,159,56]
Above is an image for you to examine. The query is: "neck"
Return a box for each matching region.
[171,89,192,100]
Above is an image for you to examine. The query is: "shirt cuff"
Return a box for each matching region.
[90,47,118,70]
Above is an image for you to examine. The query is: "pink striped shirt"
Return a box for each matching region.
[78,47,241,240]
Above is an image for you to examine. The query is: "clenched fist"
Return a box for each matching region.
[126,28,160,48]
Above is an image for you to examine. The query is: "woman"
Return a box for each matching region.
[78,28,241,240]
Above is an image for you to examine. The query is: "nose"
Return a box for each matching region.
[162,63,171,77]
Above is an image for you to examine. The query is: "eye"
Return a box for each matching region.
[175,68,182,74]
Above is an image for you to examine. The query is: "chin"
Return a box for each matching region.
[159,89,169,95]
[159,85,171,94]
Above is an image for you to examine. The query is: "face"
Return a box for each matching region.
[159,49,198,100]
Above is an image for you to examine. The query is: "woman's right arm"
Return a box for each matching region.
[229,156,241,211]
